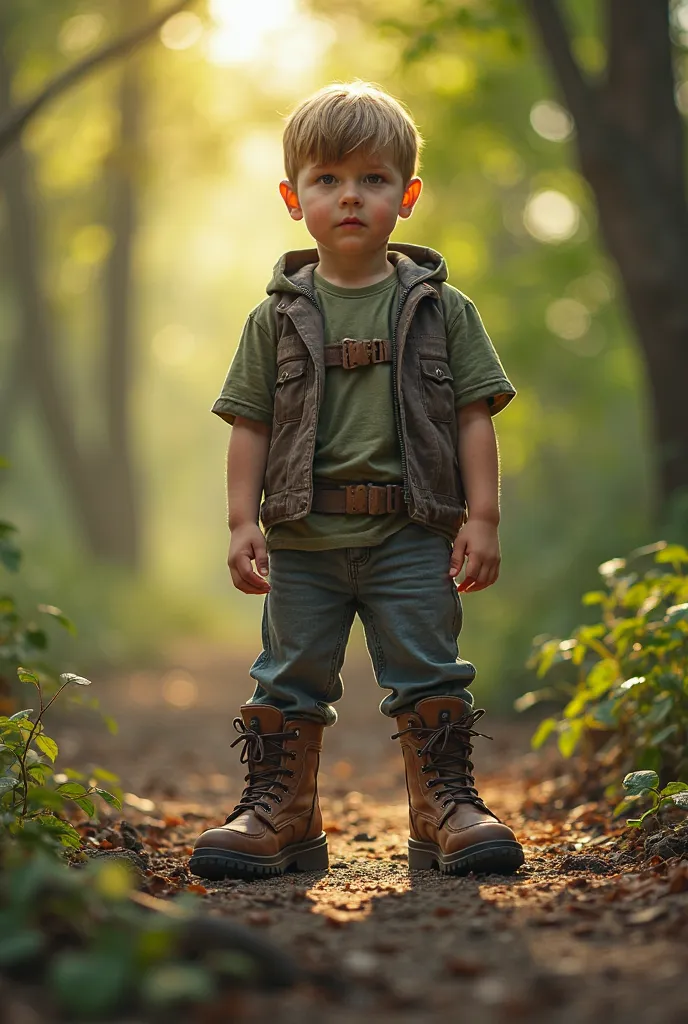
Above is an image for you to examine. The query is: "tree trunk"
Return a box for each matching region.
[527,0,688,516]
[0,40,141,564]
[0,46,106,550]
[97,0,147,568]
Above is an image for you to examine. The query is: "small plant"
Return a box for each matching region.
[519,541,688,787]
[0,667,122,852]
[619,770,688,828]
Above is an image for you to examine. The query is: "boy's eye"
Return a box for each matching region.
[317,174,337,185]
[365,174,384,184]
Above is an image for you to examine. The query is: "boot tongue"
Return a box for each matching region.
[415,696,472,730]
[240,705,285,736]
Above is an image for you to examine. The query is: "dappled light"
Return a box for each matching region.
[2,0,688,1019]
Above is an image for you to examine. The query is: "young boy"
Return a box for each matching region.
[190,82,524,881]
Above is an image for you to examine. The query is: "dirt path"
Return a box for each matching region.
[54,643,688,1023]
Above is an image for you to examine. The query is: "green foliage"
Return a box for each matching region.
[520,541,688,784]
[0,849,219,1018]
[0,666,122,852]
[620,770,688,828]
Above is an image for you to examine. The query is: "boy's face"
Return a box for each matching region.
[280,146,421,257]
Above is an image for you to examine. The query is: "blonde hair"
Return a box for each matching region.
[283,81,423,186]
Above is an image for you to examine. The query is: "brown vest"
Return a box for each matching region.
[260,244,467,536]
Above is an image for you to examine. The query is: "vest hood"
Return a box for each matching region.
[266,243,448,297]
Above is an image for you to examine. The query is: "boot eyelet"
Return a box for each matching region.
[434,793,440,800]
[290,751,297,760]
[250,717,259,728]
[292,728,300,738]
[274,795,282,803]
[416,749,422,757]
[407,719,414,728]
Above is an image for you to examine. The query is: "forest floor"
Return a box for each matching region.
[51,640,688,1024]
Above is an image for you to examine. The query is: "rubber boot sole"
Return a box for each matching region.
[408,837,524,876]
[188,832,329,881]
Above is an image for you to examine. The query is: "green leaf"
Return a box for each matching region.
[37,604,77,635]
[72,796,96,818]
[660,781,688,797]
[671,792,688,809]
[27,763,53,784]
[622,770,659,795]
[95,788,122,810]
[33,815,81,849]
[558,719,584,758]
[655,544,688,564]
[55,782,88,797]
[59,672,92,687]
[531,717,558,750]
[17,667,39,686]
[0,776,18,794]
[103,715,119,735]
[581,590,606,606]
[91,767,120,784]
[35,734,58,762]
[9,709,34,722]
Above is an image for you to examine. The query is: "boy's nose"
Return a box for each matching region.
[339,183,362,205]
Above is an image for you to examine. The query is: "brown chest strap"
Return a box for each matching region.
[312,482,405,515]
[323,338,392,370]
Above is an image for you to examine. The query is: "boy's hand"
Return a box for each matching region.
[228,523,270,595]
[449,518,501,593]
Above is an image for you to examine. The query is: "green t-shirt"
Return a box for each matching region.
[213,268,515,552]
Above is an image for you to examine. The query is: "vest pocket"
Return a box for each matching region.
[274,359,307,424]
[420,358,455,423]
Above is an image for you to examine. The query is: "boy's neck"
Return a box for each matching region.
[313,241,395,289]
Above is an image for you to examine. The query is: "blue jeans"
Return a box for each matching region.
[247,524,476,725]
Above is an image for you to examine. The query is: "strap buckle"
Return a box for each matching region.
[345,484,369,514]
[341,338,387,369]
[344,483,403,515]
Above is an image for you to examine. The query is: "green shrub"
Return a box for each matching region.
[619,770,688,828]
[519,541,688,787]
[0,667,122,853]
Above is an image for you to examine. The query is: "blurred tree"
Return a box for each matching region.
[368,0,688,525]
[0,0,198,566]
[0,0,195,154]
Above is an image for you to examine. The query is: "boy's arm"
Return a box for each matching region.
[227,416,272,595]
[449,399,501,593]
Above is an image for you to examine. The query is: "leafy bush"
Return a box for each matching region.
[0,667,122,852]
[519,541,688,787]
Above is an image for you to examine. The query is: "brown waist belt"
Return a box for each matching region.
[312,482,405,515]
[324,338,392,370]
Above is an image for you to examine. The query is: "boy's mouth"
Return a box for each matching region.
[338,217,364,227]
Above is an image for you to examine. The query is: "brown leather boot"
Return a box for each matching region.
[393,696,524,875]
[189,705,328,880]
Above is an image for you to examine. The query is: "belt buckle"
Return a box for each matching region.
[345,484,368,514]
[342,339,371,369]
[371,339,385,364]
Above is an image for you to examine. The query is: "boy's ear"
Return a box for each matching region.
[280,180,303,221]
[398,177,422,220]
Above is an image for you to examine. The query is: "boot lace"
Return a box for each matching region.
[224,717,298,822]
[392,708,498,825]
